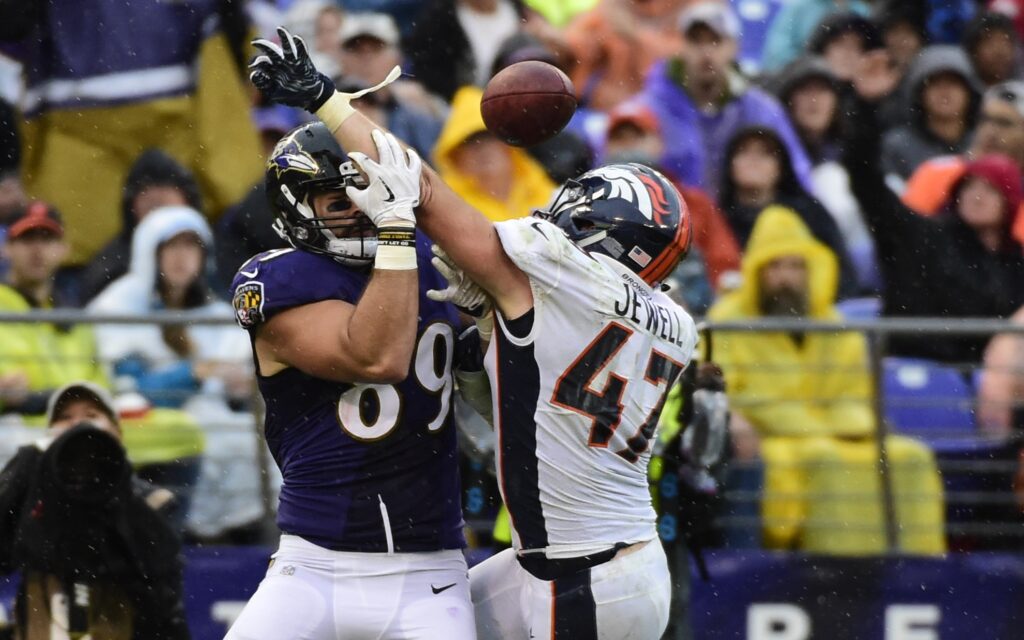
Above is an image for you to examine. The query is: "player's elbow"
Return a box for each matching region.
[360,358,410,384]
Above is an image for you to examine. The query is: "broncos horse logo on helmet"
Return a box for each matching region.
[265,121,375,266]
[536,163,693,286]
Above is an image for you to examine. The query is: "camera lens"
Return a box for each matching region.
[51,424,128,504]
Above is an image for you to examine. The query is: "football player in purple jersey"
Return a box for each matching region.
[223,121,475,638]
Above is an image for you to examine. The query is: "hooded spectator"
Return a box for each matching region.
[78,150,203,305]
[877,0,930,73]
[881,46,981,181]
[636,1,813,198]
[708,206,872,439]
[719,127,859,297]
[761,0,871,72]
[707,206,946,556]
[770,57,844,165]
[963,12,1022,87]
[433,87,555,222]
[808,13,883,81]
[901,80,1024,245]
[845,81,1024,363]
[88,206,251,408]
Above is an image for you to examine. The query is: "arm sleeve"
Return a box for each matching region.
[841,95,928,259]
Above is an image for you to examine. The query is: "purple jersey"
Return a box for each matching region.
[230,236,465,552]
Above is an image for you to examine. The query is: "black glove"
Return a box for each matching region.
[250,27,335,112]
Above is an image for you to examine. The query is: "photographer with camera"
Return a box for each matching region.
[0,382,189,640]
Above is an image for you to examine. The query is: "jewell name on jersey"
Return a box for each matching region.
[613,279,690,348]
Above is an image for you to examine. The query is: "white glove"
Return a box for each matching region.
[426,245,490,313]
[346,129,421,229]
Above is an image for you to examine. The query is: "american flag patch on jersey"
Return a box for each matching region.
[628,246,652,267]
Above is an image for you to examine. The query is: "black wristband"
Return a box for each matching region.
[377,227,417,248]
[308,73,337,112]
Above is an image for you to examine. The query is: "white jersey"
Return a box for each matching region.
[485,217,698,559]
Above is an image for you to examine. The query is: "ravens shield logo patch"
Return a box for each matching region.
[233,281,265,329]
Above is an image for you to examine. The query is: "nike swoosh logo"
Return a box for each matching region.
[382,182,396,203]
[431,583,457,595]
[530,221,549,239]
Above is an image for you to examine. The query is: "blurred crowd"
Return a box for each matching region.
[0,0,1023,554]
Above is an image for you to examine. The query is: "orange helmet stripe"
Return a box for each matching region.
[637,213,691,285]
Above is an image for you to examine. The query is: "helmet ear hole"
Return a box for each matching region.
[574,217,596,231]
[266,121,377,266]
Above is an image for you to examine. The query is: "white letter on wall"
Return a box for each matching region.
[885,605,940,640]
[748,604,812,640]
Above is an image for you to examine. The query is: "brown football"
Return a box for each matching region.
[481,61,577,147]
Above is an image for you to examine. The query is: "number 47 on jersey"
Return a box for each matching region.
[553,322,686,463]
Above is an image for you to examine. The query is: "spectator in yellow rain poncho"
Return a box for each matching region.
[666,205,946,555]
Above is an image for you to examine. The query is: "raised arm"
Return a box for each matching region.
[842,52,925,242]
[249,28,533,320]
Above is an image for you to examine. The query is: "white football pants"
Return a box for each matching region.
[470,539,671,640]
[225,534,476,640]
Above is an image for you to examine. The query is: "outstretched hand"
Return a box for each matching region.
[426,245,492,318]
[250,27,335,112]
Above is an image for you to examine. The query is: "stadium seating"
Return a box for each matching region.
[882,357,976,440]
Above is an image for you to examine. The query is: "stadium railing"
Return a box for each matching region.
[0,311,1022,551]
[702,316,1024,553]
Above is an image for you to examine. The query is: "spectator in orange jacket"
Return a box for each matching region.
[902,81,1024,244]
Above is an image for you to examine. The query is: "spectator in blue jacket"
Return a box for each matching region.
[636,1,813,199]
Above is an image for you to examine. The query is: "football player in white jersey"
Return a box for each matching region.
[250,29,698,640]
